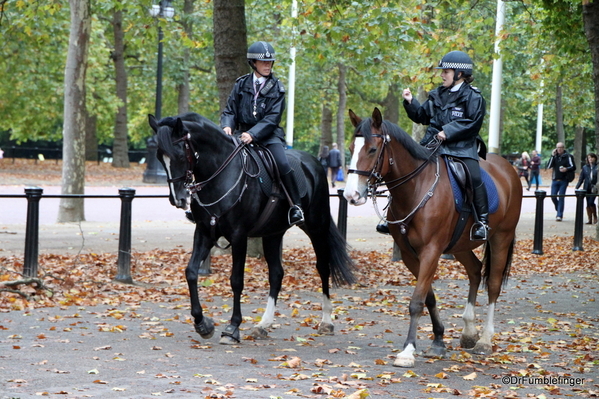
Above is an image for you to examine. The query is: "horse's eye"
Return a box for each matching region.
[368,147,377,155]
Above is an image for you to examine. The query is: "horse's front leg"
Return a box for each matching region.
[186,228,215,339]
[395,250,440,368]
[249,235,285,339]
[219,237,247,345]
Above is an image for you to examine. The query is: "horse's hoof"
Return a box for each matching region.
[194,317,215,339]
[472,341,492,355]
[460,334,480,349]
[219,324,240,345]
[393,356,415,368]
[317,323,334,335]
[423,345,446,358]
[249,326,269,339]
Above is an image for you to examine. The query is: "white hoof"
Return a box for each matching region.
[393,355,415,368]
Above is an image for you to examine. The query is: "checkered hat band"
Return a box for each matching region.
[247,52,275,59]
[439,62,472,70]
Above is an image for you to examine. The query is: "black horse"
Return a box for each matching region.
[148,112,355,344]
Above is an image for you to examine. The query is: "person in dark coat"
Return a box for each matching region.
[318,145,329,172]
[401,50,489,240]
[575,153,597,224]
[529,150,542,190]
[220,41,304,226]
[327,143,342,188]
[546,142,576,221]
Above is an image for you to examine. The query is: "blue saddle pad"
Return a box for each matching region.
[446,159,499,214]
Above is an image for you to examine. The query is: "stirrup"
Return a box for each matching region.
[470,222,489,241]
[288,205,304,226]
[185,211,196,224]
[376,221,390,235]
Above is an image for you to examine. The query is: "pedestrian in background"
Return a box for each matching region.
[575,152,597,224]
[318,145,329,172]
[546,142,576,221]
[327,143,342,188]
[529,150,541,190]
[516,151,531,191]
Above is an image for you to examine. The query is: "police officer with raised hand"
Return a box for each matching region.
[402,50,489,240]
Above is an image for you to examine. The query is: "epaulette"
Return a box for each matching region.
[278,80,286,93]
[235,73,252,82]
[470,85,481,93]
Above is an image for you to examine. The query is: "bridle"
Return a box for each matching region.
[166,130,260,245]
[348,133,442,234]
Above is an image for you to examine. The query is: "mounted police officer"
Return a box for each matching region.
[220,41,304,226]
[402,50,489,240]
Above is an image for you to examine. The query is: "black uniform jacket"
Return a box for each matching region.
[403,83,486,160]
[220,73,286,146]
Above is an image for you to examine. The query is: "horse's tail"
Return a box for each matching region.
[481,238,514,289]
[327,218,357,287]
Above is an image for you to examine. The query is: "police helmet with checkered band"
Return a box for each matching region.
[247,41,276,64]
[435,50,473,78]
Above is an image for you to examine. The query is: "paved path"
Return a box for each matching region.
[0,184,597,257]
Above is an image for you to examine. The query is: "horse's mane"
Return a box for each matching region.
[356,118,434,162]
[155,112,226,158]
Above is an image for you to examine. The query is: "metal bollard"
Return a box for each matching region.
[336,188,348,240]
[115,187,135,283]
[572,189,586,251]
[23,187,43,277]
[532,190,546,255]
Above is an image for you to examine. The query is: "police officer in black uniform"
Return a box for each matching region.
[402,50,489,240]
[220,41,304,226]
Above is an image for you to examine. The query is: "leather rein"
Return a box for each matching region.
[348,134,442,234]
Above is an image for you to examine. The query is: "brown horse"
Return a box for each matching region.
[344,108,521,368]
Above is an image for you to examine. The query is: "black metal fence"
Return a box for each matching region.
[1,188,596,283]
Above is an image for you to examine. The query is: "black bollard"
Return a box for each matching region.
[115,187,135,284]
[337,188,348,240]
[23,187,43,277]
[573,189,586,251]
[532,190,546,255]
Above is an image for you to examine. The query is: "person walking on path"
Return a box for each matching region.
[575,152,598,224]
[327,143,342,188]
[318,145,329,172]
[546,142,576,221]
[516,151,531,191]
[529,150,541,190]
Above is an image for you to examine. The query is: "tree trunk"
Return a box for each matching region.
[382,83,399,124]
[320,104,333,150]
[582,0,599,155]
[555,84,565,144]
[574,126,584,171]
[336,63,347,168]
[58,0,91,223]
[111,7,130,168]
[213,0,247,113]
[85,110,97,162]
[177,0,194,114]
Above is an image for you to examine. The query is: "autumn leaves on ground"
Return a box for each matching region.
[1,159,598,398]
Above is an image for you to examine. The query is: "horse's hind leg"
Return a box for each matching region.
[249,235,285,340]
[453,250,483,349]
[187,230,215,339]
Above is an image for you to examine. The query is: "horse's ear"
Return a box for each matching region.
[148,114,158,133]
[173,117,186,139]
[348,109,362,128]
[372,108,383,128]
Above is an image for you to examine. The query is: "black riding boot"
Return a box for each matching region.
[471,183,489,240]
[376,221,390,235]
[185,211,195,224]
[281,171,305,226]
